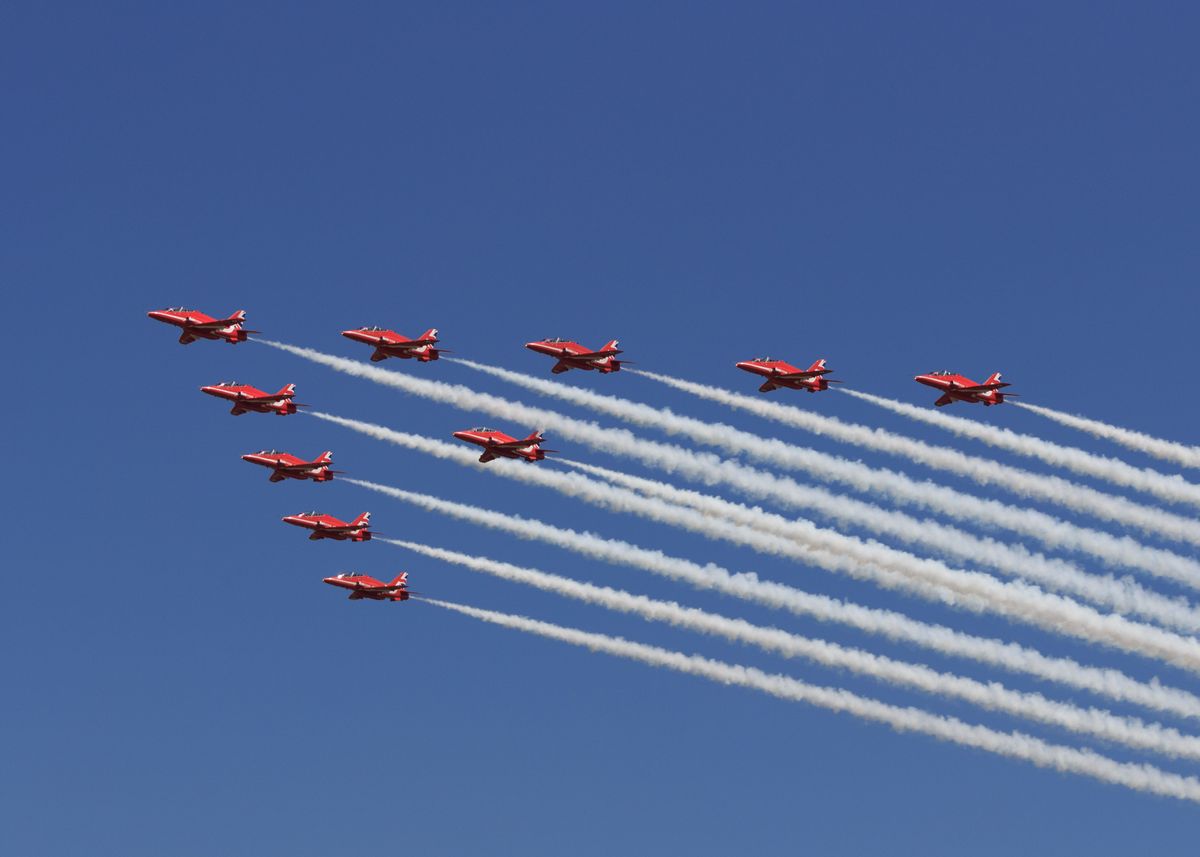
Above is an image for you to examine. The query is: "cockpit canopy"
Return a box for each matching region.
[358,325,388,332]
[215,380,246,387]
[540,337,568,343]
[163,306,193,312]
[256,449,282,455]
[751,356,779,362]
[927,370,954,376]
[469,426,499,433]
[299,510,323,517]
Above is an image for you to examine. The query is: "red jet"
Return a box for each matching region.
[282,511,374,541]
[453,427,552,463]
[735,357,838,393]
[241,449,338,482]
[200,381,300,415]
[525,338,626,374]
[341,326,444,362]
[323,571,411,601]
[147,307,257,345]
[914,370,1015,407]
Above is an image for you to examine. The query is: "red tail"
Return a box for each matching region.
[983,372,1003,387]
[388,572,409,588]
[806,358,828,374]
[315,451,333,464]
[418,328,439,343]
[276,383,296,398]
[351,511,371,528]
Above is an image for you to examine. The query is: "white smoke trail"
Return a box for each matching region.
[1013,401,1200,471]
[344,475,1200,720]
[317,415,1200,672]
[837,387,1200,507]
[449,356,1200,540]
[261,339,1200,571]
[392,539,1200,761]
[557,458,1200,634]
[427,599,1200,805]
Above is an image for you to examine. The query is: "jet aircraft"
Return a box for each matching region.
[147,307,256,345]
[914,371,1015,407]
[525,338,626,374]
[282,511,374,541]
[452,427,552,463]
[735,357,837,393]
[200,382,300,415]
[341,326,444,362]
[241,450,337,482]
[323,571,411,601]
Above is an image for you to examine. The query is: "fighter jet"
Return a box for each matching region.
[341,326,444,362]
[452,427,552,463]
[282,511,374,541]
[147,307,256,345]
[241,450,338,482]
[736,357,837,393]
[525,338,626,374]
[914,371,1015,407]
[200,382,300,415]
[323,571,411,601]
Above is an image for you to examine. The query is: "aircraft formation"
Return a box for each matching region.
[148,305,1019,603]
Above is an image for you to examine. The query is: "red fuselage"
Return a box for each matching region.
[453,428,548,463]
[200,382,299,415]
[242,450,335,482]
[525,339,624,374]
[282,511,373,541]
[342,327,443,362]
[913,372,1010,407]
[147,308,253,345]
[735,358,833,393]
[323,572,410,601]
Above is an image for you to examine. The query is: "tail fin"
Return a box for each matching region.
[315,451,333,464]
[226,309,248,324]
[351,511,371,527]
[388,572,409,589]
[807,358,828,373]
[600,339,621,354]
[524,430,546,445]
[419,328,439,343]
[984,372,1003,387]
[276,383,297,398]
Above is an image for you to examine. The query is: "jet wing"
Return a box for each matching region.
[571,349,622,359]
[187,318,246,330]
[490,438,541,449]
[953,382,1010,392]
[775,370,826,380]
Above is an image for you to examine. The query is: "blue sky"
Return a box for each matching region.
[3,2,1199,853]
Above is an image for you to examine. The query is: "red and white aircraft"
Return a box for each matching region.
[200,381,300,415]
[241,449,337,482]
[282,511,374,541]
[341,326,444,362]
[914,371,1015,407]
[323,571,411,601]
[525,338,626,374]
[453,427,552,463]
[735,357,837,393]
[147,307,257,345]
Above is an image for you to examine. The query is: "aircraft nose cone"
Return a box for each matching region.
[341,330,362,339]
[452,431,470,441]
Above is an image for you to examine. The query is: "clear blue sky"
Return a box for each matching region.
[3,3,1198,854]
